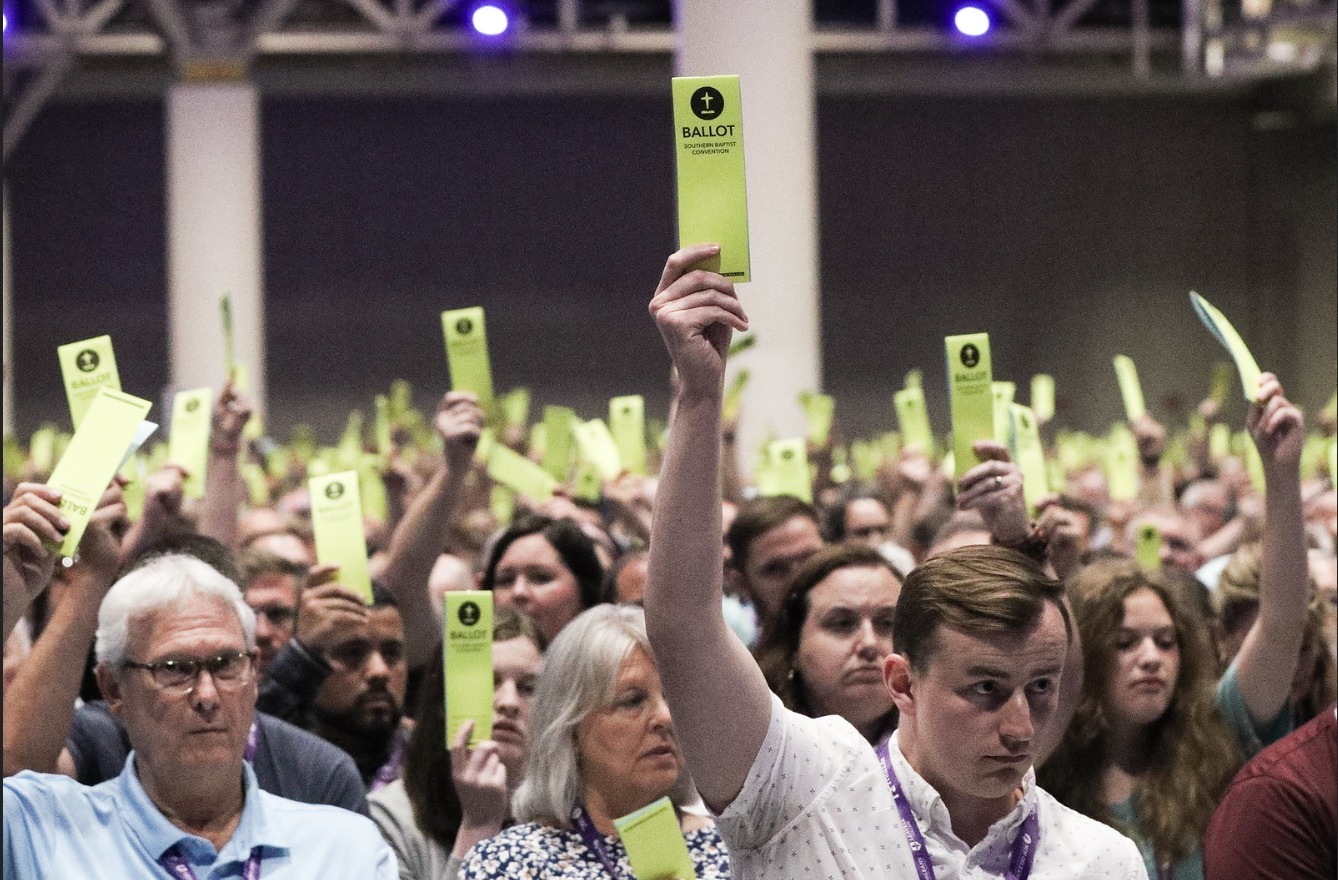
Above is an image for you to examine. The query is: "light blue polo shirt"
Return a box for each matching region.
[4,753,397,879]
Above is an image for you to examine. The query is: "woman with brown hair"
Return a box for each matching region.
[370,605,546,880]
[1040,373,1310,880]
[753,543,903,744]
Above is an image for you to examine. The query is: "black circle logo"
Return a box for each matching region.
[325,481,345,500]
[458,601,481,627]
[455,317,474,336]
[75,350,100,373]
[690,86,724,121]
[185,399,200,413]
[781,448,794,461]
[960,344,980,369]
[1140,525,1159,541]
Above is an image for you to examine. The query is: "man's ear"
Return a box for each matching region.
[884,653,916,717]
[96,664,125,717]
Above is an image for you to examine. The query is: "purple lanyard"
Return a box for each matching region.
[161,846,264,880]
[570,805,626,878]
[368,731,407,793]
[876,740,1039,880]
[243,722,259,763]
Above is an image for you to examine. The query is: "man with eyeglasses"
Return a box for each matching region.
[3,550,396,878]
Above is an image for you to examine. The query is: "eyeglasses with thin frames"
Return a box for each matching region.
[122,651,257,695]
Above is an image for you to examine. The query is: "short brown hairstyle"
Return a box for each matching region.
[893,544,1069,671]
[237,548,308,591]
[725,496,820,571]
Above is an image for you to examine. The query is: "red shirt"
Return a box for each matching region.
[1203,705,1337,880]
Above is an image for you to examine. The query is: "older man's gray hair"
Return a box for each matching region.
[94,553,256,668]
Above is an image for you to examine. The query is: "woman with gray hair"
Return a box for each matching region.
[460,605,730,878]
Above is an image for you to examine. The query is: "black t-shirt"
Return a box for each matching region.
[66,701,369,816]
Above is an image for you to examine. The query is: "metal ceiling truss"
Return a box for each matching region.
[2,0,1334,159]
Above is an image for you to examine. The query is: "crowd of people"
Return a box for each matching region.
[2,245,1335,879]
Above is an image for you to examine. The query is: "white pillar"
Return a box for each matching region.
[165,81,265,413]
[675,0,820,472]
[3,185,13,437]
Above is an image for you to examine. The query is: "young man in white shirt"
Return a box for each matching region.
[643,244,1147,880]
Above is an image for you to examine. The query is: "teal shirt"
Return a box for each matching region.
[1111,658,1293,880]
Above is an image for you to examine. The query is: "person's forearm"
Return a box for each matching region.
[888,487,920,548]
[2,570,107,776]
[198,452,244,550]
[3,588,28,646]
[646,388,771,810]
[1195,514,1251,563]
[1236,462,1306,723]
[720,435,743,505]
[1257,468,1307,651]
[648,393,727,637]
[452,819,503,861]
[380,461,467,667]
[1138,461,1174,507]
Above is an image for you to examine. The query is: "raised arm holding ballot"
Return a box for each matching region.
[644,245,1145,879]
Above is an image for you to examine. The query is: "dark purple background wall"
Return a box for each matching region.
[8,91,1335,442]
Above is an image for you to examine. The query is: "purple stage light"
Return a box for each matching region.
[472,4,508,36]
[954,6,991,36]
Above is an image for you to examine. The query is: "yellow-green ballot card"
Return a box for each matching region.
[1113,355,1146,422]
[766,438,812,503]
[1135,523,1162,571]
[1190,292,1263,402]
[894,387,935,455]
[169,388,213,500]
[57,335,121,430]
[487,442,559,502]
[1030,374,1055,424]
[374,394,393,458]
[47,388,153,556]
[444,591,493,747]
[220,294,236,378]
[610,396,648,477]
[1106,427,1139,502]
[502,388,532,431]
[442,307,495,414]
[543,406,577,481]
[613,796,696,880]
[672,75,750,281]
[800,392,835,447]
[723,369,750,424]
[945,333,993,483]
[574,419,623,481]
[309,470,374,603]
[992,381,1016,443]
[1009,404,1048,515]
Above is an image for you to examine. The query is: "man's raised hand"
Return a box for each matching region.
[956,441,1029,544]
[435,391,484,471]
[3,484,68,640]
[1247,372,1303,474]
[649,245,749,399]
